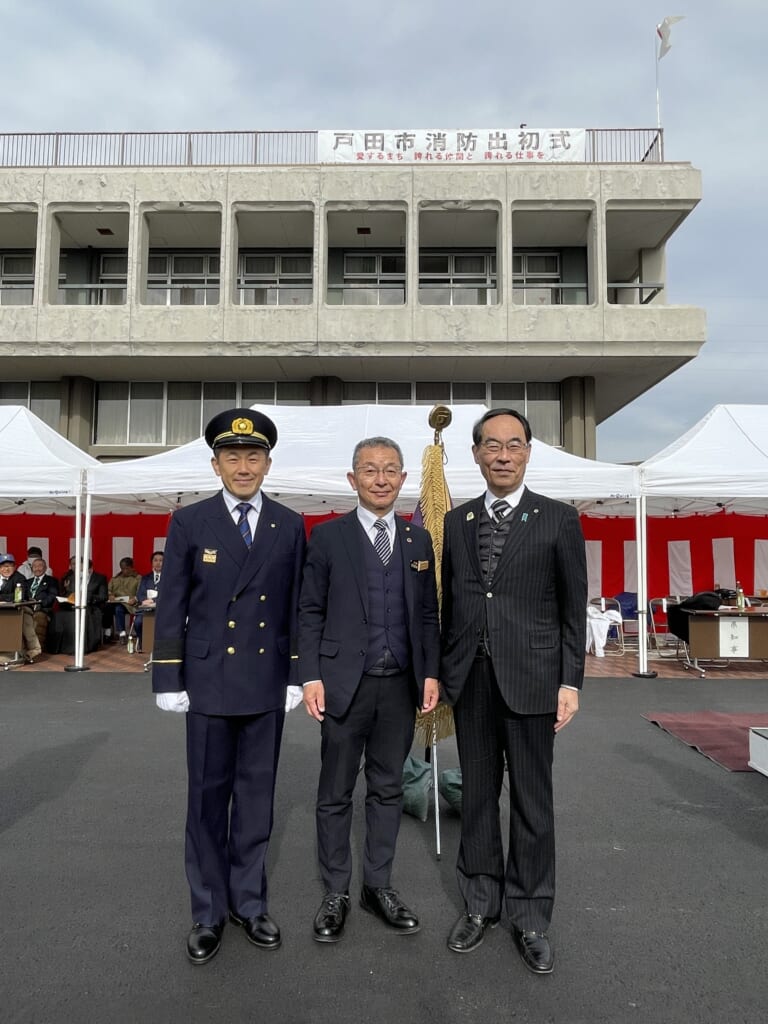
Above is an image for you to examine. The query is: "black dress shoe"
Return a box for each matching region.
[313,892,350,943]
[229,911,281,950]
[359,885,420,933]
[446,912,500,953]
[186,922,224,964]
[514,928,554,974]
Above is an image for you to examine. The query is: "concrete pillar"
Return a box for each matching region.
[561,376,596,458]
[60,376,95,451]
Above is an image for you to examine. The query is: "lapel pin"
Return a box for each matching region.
[270,522,276,528]
[406,537,413,543]
[533,508,540,514]
[521,512,528,523]
[466,511,475,521]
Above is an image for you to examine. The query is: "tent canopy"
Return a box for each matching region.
[89,405,639,514]
[0,406,100,513]
[640,404,768,515]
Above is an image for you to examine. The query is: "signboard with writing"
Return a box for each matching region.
[319,129,586,164]
[719,617,749,658]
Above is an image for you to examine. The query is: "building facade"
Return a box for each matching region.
[0,129,705,459]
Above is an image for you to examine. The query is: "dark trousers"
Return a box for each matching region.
[453,655,556,931]
[185,708,284,926]
[316,671,414,894]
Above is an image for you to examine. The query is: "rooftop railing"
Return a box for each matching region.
[0,128,664,168]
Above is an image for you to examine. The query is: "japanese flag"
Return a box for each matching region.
[657,15,685,60]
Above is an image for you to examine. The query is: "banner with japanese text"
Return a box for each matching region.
[318,128,586,164]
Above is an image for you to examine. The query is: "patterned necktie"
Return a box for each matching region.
[491,498,511,523]
[235,502,253,549]
[31,578,40,597]
[373,519,391,565]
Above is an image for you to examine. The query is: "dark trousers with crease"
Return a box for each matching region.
[185,709,284,926]
[316,671,414,894]
[453,654,556,932]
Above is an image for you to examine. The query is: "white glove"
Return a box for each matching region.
[285,686,304,713]
[156,691,190,713]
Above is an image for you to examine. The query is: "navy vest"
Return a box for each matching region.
[361,525,409,674]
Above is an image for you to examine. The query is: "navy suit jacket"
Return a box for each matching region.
[440,488,587,714]
[152,491,306,716]
[298,510,441,717]
[28,574,59,612]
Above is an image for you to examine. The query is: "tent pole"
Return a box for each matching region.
[632,494,656,678]
[65,471,91,672]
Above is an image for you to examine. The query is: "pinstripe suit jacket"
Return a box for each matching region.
[152,491,306,715]
[440,488,587,714]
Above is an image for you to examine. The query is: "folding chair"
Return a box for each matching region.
[588,597,624,655]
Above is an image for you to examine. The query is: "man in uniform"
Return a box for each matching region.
[152,409,306,965]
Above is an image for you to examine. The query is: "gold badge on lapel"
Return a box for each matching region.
[410,560,430,572]
[202,548,217,564]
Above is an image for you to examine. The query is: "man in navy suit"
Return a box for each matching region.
[299,436,440,943]
[440,409,587,974]
[134,550,163,649]
[152,409,306,965]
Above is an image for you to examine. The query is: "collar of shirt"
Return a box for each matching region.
[484,485,526,517]
[356,504,397,547]
[222,488,263,530]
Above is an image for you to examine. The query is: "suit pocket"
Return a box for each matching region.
[529,630,558,650]
[186,636,209,659]
[319,638,340,658]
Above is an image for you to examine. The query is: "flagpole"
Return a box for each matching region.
[655,30,662,129]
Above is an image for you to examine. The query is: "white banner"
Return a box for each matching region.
[319,128,586,165]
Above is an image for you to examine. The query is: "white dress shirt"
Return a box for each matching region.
[356,504,397,553]
[221,488,263,538]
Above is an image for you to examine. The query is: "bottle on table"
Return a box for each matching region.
[13,582,23,603]
[736,581,745,610]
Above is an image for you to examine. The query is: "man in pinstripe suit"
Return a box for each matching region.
[440,409,587,974]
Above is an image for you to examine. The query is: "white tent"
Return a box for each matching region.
[641,404,768,515]
[0,406,103,667]
[89,404,640,513]
[0,406,99,514]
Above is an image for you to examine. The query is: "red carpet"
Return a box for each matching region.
[643,712,768,771]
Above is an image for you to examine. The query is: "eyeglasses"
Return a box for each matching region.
[355,464,403,480]
[479,439,530,454]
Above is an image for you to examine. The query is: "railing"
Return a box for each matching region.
[0,129,664,168]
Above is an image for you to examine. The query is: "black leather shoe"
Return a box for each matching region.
[359,885,420,933]
[514,928,554,974]
[186,922,224,964]
[313,892,350,943]
[446,912,500,953]
[229,911,281,950]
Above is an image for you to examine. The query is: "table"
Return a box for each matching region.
[687,608,768,660]
[0,601,35,669]
[141,606,156,655]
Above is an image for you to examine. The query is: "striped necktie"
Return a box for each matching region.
[491,498,511,523]
[31,577,41,597]
[373,519,392,565]
[235,502,253,549]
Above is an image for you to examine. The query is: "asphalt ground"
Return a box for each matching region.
[1,671,767,1024]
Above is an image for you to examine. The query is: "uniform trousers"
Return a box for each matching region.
[185,708,284,926]
[316,671,414,894]
[453,653,556,932]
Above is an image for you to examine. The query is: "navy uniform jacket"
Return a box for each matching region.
[298,511,441,718]
[152,491,306,716]
[440,488,587,715]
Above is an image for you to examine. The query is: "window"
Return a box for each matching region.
[490,382,562,445]
[0,252,34,305]
[418,252,496,306]
[512,252,561,305]
[328,252,406,306]
[0,381,60,428]
[238,252,312,306]
[99,254,128,305]
[94,380,312,444]
[145,252,220,306]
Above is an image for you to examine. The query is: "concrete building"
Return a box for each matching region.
[0,128,705,459]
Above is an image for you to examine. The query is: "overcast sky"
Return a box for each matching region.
[2,0,765,463]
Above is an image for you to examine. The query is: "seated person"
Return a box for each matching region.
[103,556,141,642]
[47,559,108,655]
[0,553,43,662]
[134,550,164,650]
[17,546,54,581]
[28,557,59,650]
